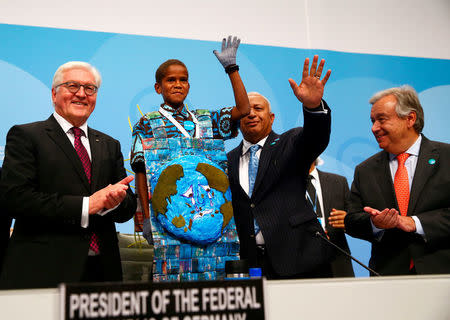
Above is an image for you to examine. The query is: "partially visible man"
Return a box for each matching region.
[0,61,136,289]
[227,56,334,279]
[345,85,450,276]
[0,168,12,276]
[307,159,354,277]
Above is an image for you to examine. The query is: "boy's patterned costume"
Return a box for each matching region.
[131,104,240,281]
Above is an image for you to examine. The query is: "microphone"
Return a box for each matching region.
[315,231,381,276]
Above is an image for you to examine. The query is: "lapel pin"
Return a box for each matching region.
[270,138,280,145]
[428,158,436,165]
[96,138,100,142]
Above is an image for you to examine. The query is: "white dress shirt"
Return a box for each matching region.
[308,168,326,229]
[239,136,268,244]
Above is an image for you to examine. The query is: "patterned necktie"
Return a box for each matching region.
[394,153,410,216]
[306,175,323,217]
[72,127,99,254]
[72,127,91,183]
[248,144,261,234]
[248,145,261,197]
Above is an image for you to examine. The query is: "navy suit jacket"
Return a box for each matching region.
[345,136,450,275]
[227,103,334,276]
[0,115,136,289]
[317,170,354,277]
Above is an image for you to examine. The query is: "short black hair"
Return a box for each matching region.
[155,59,188,84]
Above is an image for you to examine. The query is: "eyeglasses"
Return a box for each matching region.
[55,81,98,96]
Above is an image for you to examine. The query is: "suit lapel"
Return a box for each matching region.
[375,151,398,209]
[227,142,249,199]
[409,137,438,215]
[252,132,278,198]
[317,170,331,219]
[88,128,105,193]
[229,142,242,188]
[45,116,91,191]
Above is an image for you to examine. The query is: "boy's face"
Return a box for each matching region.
[155,64,190,109]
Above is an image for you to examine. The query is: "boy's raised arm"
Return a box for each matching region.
[213,36,250,121]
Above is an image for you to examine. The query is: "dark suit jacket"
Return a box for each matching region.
[345,136,450,275]
[317,170,354,277]
[0,168,12,275]
[227,102,334,277]
[0,115,136,289]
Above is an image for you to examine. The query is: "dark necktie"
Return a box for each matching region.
[306,175,323,217]
[71,127,99,254]
[248,144,261,234]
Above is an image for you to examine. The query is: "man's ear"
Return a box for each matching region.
[406,111,417,129]
[51,87,57,104]
[154,82,162,94]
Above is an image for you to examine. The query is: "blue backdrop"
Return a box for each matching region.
[1,23,449,276]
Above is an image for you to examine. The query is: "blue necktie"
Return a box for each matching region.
[248,144,261,234]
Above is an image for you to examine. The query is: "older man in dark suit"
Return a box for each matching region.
[227,56,334,279]
[345,85,450,276]
[0,61,136,289]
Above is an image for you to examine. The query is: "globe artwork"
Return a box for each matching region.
[150,155,233,245]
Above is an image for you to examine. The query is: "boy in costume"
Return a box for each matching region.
[131,36,250,281]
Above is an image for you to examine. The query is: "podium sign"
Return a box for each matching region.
[60,279,264,320]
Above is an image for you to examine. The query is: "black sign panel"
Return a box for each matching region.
[60,279,265,320]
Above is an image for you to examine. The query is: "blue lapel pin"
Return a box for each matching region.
[270,138,280,145]
[428,158,436,165]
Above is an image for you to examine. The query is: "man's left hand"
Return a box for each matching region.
[328,208,347,229]
[288,55,331,108]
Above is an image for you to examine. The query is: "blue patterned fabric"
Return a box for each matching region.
[131,105,240,282]
[131,105,237,173]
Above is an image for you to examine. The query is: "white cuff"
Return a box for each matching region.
[81,197,89,228]
[412,216,426,239]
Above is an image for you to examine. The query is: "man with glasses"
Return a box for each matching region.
[0,61,136,289]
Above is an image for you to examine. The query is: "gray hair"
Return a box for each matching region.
[369,85,424,133]
[52,61,102,89]
[248,91,271,112]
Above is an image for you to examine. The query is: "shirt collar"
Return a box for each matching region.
[161,104,189,118]
[309,167,319,180]
[53,111,89,137]
[389,134,422,161]
[241,135,269,156]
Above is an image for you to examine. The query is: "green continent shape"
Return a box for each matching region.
[151,164,184,218]
[195,163,229,193]
[172,215,186,228]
